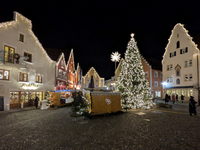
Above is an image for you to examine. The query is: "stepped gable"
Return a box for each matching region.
[145,58,162,70]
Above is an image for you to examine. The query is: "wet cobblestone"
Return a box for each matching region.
[0,105,200,150]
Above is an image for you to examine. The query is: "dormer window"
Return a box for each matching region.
[19,33,24,42]
[177,41,180,48]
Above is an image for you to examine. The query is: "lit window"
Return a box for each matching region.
[19,34,24,42]
[154,71,158,77]
[19,72,28,82]
[24,52,32,63]
[36,75,42,83]
[155,91,161,97]
[184,74,188,81]
[4,45,15,63]
[189,74,193,81]
[154,81,158,87]
[189,60,192,67]
[0,69,10,80]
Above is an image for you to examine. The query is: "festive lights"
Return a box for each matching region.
[116,33,154,110]
[21,83,38,90]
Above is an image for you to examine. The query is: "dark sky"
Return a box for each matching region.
[1,0,200,79]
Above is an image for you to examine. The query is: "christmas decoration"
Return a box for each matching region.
[111,51,121,71]
[69,91,90,118]
[116,33,154,110]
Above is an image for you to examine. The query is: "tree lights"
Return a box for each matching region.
[116,33,154,110]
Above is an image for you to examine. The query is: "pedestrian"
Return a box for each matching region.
[34,95,39,108]
[165,94,168,104]
[172,94,175,104]
[176,94,178,101]
[189,96,197,116]
[181,94,184,103]
[154,98,158,108]
[168,95,171,102]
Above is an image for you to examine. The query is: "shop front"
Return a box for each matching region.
[166,88,193,101]
[10,91,44,109]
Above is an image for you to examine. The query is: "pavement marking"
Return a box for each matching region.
[150,109,189,115]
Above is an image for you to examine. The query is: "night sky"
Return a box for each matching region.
[1,1,200,79]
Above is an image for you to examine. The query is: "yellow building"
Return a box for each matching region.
[82,67,104,89]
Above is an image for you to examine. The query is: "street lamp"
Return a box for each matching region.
[111,51,121,71]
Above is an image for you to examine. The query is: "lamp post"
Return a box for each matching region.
[162,81,167,99]
[111,51,121,72]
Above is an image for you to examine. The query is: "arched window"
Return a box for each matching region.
[176,78,180,84]
[177,41,180,48]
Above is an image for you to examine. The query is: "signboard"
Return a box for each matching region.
[0,96,4,111]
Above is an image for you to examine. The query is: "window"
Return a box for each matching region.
[176,69,180,76]
[185,61,188,67]
[0,69,10,80]
[154,71,158,77]
[145,72,148,77]
[184,74,188,81]
[24,52,32,63]
[167,77,169,82]
[19,72,28,82]
[155,91,161,97]
[61,60,64,68]
[154,81,158,87]
[167,65,169,71]
[176,78,180,84]
[87,79,89,82]
[170,77,173,83]
[96,85,98,87]
[170,64,173,70]
[36,75,42,83]
[180,47,188,54]
[177,41,180,48]
[4,45,15,63]
[85,84,87,87]
[59,70,62,78]
[96,80,98,82]
[189,60,192,67]
[19,34,24,42]
[189,74,193,81]
[170,51,176,58]
[161,72,162,78]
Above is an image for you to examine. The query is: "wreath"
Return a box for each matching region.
[14,53,20,64]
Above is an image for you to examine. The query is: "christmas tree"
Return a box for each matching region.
[116,33,154,110]
[70,91,90,119]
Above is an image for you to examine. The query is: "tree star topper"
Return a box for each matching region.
[111,51,121,62]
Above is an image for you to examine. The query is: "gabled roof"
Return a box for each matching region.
[45,48,71,62]
[0,12,54,63]
[162,23,199,63]
[83,67,102,79]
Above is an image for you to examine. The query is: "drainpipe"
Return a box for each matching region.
[197,54,200,105]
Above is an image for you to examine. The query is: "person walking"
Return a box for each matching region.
[176,94,178,101]
[172,94,175,104]
[168,95,171,102]
[154,98,158,108]
[189,96,197,116]
[181,94,184,103]
[34,95,39,108]
[165,94,168,104]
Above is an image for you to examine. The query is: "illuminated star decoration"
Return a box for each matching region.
[111,51,121,62]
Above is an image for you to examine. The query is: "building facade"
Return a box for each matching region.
[162,23,199,101]
[0,12,56,110]
[82,67,104,89]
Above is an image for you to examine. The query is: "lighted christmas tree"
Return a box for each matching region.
[116,33,154,110]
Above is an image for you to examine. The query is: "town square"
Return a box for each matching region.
[1,1,200,150]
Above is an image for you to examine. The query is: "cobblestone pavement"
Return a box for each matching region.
[0,104,200,150]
